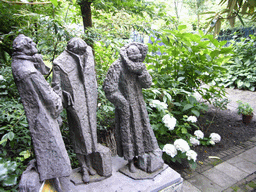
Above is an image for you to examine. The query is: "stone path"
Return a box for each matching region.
[182,88,256,191]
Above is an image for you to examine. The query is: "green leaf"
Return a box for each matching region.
[178,77,185,81]
[2,175,17,187]
[7,132,15,141]
[244,82,250,88]
[50,0,58,7]
[19,150,31,159]
[191,109,200,117]
[183,104,193,111]
[237,80,243,88]
[178,25,187,30]
[181,127,187,134]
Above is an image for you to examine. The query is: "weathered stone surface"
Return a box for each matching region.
[52,37,111,183]
[19,160,42,192]
[70,167,111,185]
[71,156,183,192]
[103,42,164,174]
[12,34,72,192]
[92,144,112,177]
[137,148,164,173]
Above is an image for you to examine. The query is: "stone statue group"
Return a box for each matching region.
[12,34,164,191]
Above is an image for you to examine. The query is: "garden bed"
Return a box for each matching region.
[194,106,256,161]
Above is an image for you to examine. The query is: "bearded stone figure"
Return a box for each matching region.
[52,38,111,183]
[12,34,72,192]
[103,43,164,174]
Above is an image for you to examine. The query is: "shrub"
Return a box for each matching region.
[215,35,256,91]
[144,25,231,166]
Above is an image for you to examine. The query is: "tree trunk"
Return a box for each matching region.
[79,0,92,31]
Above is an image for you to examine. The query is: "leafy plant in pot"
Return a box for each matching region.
[237,100,254,124]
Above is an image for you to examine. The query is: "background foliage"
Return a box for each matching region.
[0,0,255,190]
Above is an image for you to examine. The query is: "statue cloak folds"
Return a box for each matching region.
[12,54,71,182]
[103,43,159,161]
[52,46,98,155]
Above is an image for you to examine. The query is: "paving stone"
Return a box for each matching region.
[202,168,237,188]
[238,147,256,164]
[214,162,248,181]
[227,156,256,174]
[182,180,201,192]
[222,187,236,192]
[188,174,222,192]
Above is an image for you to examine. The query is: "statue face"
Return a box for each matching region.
[127,45,142,62]
[22,37,38,56]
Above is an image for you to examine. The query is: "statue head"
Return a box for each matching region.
[67,37,87,55]
[126,45,142,62]
[13,34,38,56]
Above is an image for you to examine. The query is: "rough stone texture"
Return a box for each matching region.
[12,34,72,191]
[103,42,163,173]
[52,37,112,182]
[70,167,111,185]
[137,148,164,173]
[19,160,42,192]
[52,37,98,156]
[92,144,112,177]
[71,156,183,192]
[119,164,168,180]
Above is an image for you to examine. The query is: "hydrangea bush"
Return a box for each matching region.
[148,98,222,169]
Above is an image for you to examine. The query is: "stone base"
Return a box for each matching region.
[119,164,168,180]
[70,156,183,192]
[70,167,111,185]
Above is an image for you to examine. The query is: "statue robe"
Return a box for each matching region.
[12,55,71,181]
[52,46,98,155]
[103,58,159,160]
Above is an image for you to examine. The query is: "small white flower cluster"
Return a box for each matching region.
[190,137,200,146]
[162,114,176,131]
[174,139,190,153]
[163,139,197,162]
[209,133,221,145]
[162,144,177,158]
[186,149,198,162]
[150,100,167,110]
[194,130,204,140]
[190,130,221,146]
[0,75,4,81]
[187,116,197,123]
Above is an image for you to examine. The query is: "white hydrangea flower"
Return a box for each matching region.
[187,116,197,123]
[194,130,204,140]
[163,144,177,158]
[190,137,200,146]
[210,133,221,143]
[174,139,190,153]
[162,114,176,131]
[149,100,167,110]
[186,149,197,162]
[0,75,4,81]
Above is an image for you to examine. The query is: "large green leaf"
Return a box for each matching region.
[2,175,17,187]
[183,104,193,111]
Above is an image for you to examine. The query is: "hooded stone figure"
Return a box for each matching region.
[103,43,163,174]
[11,34,72,191]
[52,37,98,183]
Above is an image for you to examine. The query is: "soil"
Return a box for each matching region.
[192,106,256,162]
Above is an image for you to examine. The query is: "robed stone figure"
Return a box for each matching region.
[12,34,72,191]
[52,38,98,183]
[103,43,164,174]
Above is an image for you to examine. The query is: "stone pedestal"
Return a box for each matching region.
[70,156,183,192]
